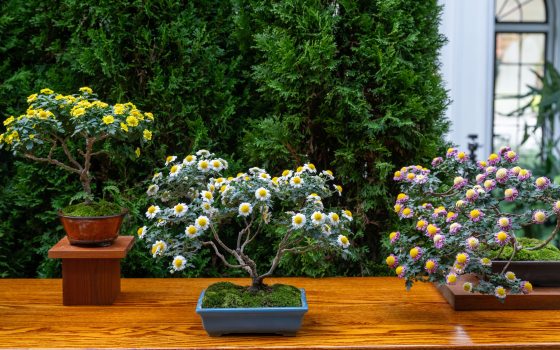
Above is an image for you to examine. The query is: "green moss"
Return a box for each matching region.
[201,282,302,308]
[488,237,560,261]
[62,200,123,217]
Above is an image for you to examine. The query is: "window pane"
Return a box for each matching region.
[496,0,546,23]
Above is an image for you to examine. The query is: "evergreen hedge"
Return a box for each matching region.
[0,0,448,278]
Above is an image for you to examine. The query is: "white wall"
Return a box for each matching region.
[439,0,494,160]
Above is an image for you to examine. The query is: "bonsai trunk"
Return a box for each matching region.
[249,276,268,293]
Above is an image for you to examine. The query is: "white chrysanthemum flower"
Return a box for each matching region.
[156,218,166,227]
[238,202,253,217]
[290,176,303,188]
[311,211,325,225]
[322,224,332,236]
[303,163,317,173]
[201,202,213,213]
[195,215,210,231]
[183,154,197,166]
[185,225,199,238]
[165,155,177,166]
[137,226,147,239]
[172,255,187,271]
[196,149,211,157]
[151,240,167,257]
[342,210,353,221]
[255,187,271,201]
[307,193,321,201]
[334,184,343,196]
[201,191,214,203]
[321,169,334,180]
[146,184,159,196]
[328,212,340,226]
[198,160,210,172]
[211,159,223,171]
[173,203,188,217]
[152,172,162,182]
[258,172,271,181]
[281,170,293,179]
[292,213,306,229]
[337,235,350,249]
[145,205,160,219]
[169,164,182,177]
[249,167,265,175]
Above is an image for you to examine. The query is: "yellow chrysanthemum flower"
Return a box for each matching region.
[79,87,93,94]
[102,115,115,125]
[143,129,152,141]
[120,122,129,132]
[126,115,139,127]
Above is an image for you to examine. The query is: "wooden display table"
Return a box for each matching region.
[48,236,134,305]
[0,277,560,349]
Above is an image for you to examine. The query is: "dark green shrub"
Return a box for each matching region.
[0,0,448,278]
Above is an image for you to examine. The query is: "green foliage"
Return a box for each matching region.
[0,0,448,278]
[489,237,560,261]
[202,282,301,308]
[62,200,123,217]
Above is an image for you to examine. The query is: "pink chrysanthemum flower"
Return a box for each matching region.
[469,209,483,222]
[422,202,433,210]
[485,166,497,174]
[432,206,447,218]
[504,188,519,202]
[389,231,400,244]
[446,272,458,285]
[396,193,409,203]
[535,176,551,190]
[495,286,507,299]
[510,166,522,176]
[497,217,511,231]
[433,234,445,249]
[521,281,533,294]
[449,222,462,234]
[455,252,470,266]
[446,211,458,222]
[431,157,443,167]
[414,174,428,184]
[475,173,486,184]
[465,189,479,202]
[416,220,428,231]
[396,265,406,278]
[455,200,466,209]
[409,247,423,261]
[394,203,403,213]
[480,257,492,267]
[424,259,438,274]
[453,176,468,189]
[533,210,547,224]
[393,170,404,181]
[456,151,468,163]
[553,201,560,214]
[476,160,488,169]
[495,168,510,184]
[504,150,519,163]
[466,237,480,250]
[517,169,532,181]
[495,231,510,246]
[498,146,511,155]
[426,224,440,238]
[487,153,501,165]
[453,263,465,275]
[483,179,496,192]
[446,148,458,158]
[385,254,399,269]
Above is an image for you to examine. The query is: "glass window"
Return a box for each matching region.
[496,0,547,23]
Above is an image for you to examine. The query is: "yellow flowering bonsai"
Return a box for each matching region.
[388,146,560,300]
[140,150,354,301]
[1,87,154,215]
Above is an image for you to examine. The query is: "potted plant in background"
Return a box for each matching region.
[140,150,354,336]
[387,146,560,306]
[0,87,154,246]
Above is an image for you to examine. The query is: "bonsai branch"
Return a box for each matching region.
[202,241,246,269]
[52,134,82,171]
[501,236,518,274]
[23,152,81,175]
[526,216,560,251]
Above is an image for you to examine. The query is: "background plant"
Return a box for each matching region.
[0,0,448,278]
[388,147,559,299]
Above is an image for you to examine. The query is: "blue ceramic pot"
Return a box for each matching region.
[196,288,308,337]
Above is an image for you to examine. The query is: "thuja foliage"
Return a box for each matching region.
[0,0,448,277]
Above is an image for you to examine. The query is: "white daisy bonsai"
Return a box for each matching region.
[140,150,354,293]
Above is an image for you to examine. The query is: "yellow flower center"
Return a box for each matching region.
[204,192,213,199]
[496,287,506,297]
[505,189,514,197]
[212,160,222,168]
[137,227,144,236]
[240,204,250,213]
[282,170,290,176]
[173,259,183,268]
[199,161,209,169]
[394,204,402,212]
[519,169,528,177]
[389,231,398,240]
[331,213,340,222]
[294,216,303,224]
[336,185,343,193]
[344,210,352,217]
[402,208,411,216]
[427,224,438,236]
[198,218,207,226]
[417,220,426,228]
[410,248,419,259]
[297,166,304,172]
[313,213,323,221]
[293,176,301,184]
[170,165,179,174]
[497,231,508,242]
[258,188,267,197]
[425,260,435,270]
[407,173,416,180]
[499,218,509,226]
[397,193,407,201]
[175,204,184,213]
[166,156,174,163]
[148,206,157,214]
[470,209,480,219]
[489,153,499,161]
[524,282,533,292]
[466,189,476,198]
[456,254,467,264]
[187,226,197,236]
[536,177,547,186]
[394,171,402,178]
[447,274,457,284]
[457,152,466,159]
[340,236,349,245]
[535,211,546,222]
[395,266,404,275]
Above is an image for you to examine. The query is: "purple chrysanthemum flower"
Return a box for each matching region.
[497,217,511,231]
[456,151,468,163]
[414,174,428,184]
[416,220,428,231]
[535,176,551,190]
[433,234,445,249]
[504,188,519,202]
[453,176,468,189]
[446,212,458,222]
[487,153,501,165]
[495,168,510,184]
[469,209,484,222]
[399,207,414,219]
[475,173,487,184]
[449,222,462,234]
[521,281,533,294]
[553,201,560,214]
[483,179,496,192]
[446,148,458,158]
[517,169,532,181]
[485,166,497,174]
[465,189,479,202]
[455,252,470,266]
[424,259,438,274]
[386,254,399,269]
[446,272,458,285]
[397,265,407,278]
[510,166,522,176]
[422,202,433,210]
[409,246,423,261]
[466,236,480,250]
[533,210,547,224]
[498,146,511,156]
[389,231,400,244]
[495,231,510,246]
[504,150,519,163]
[453,263,465,275]
[432,207,447,219]
[396,193,409,203]
[476,160,488,170]
[431,157,443,167]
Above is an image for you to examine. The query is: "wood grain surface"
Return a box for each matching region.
[48,236,134,259]
[0,277,560,349]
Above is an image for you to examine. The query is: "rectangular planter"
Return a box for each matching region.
[492,261,560,287]
[195,288,308,337]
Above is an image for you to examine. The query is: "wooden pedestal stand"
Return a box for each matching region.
[48,236,134,306]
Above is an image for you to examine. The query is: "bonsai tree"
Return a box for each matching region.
[0,87,154,214]
[140,150,354,295]
[387,146,560,299]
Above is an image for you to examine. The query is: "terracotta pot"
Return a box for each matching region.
[58,209,128,246]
